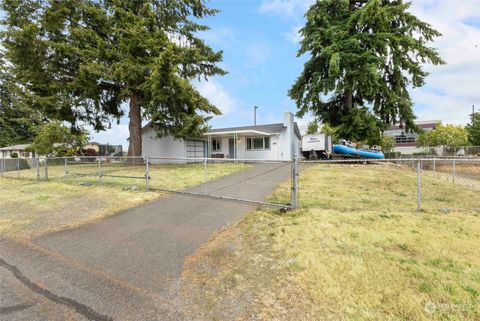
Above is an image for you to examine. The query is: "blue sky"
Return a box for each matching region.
[2,1,479,148]
[93,0,480,149]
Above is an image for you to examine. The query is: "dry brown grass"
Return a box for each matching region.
[0,179,160,239]
[182,163,480,321]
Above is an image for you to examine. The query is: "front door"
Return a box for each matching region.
[228,138,236,158]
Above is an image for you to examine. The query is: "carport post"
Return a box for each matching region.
[417,160,421,212]
[145,157,150,192]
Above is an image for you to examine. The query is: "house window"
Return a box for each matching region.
[212,138,221,152]
[246,136,270,150]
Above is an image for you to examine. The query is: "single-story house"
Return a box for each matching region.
[0,144,36,158]
[142,112,301,161]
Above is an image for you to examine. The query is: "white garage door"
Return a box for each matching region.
[186,140,205,158]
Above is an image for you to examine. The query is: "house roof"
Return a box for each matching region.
[142,122,302,139]
[0,144,29,151]
[207,123,302,139]
[207,123,285,134]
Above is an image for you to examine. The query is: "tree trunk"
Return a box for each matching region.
[127,92,142,157]
[346,0,356,112]
[349,0,355,11]
[345,89,353,111]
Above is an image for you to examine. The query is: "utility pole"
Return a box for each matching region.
[254,106,259,126]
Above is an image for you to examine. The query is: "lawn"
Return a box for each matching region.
[181,163,480,321]
[2,159,249,191]
[0,162,247,239]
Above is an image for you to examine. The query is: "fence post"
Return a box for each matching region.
[64,157,68,179]
[145,157,150,192]
[17,158,20,178]
[433,158,436,176]
[203,157,207,194]
[417,160,421,212]
[98,157,102,182]
[291,156,299,209]
[36,157,40,180]
[44,158,48,180]
[0,158,3,177]
[452,158,456,182]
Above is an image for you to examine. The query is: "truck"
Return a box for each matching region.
[301,134,332,160]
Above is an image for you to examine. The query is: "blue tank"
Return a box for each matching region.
[333,144,385,159]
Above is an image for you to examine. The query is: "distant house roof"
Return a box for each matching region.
[386,120,441,131]
[0,144,29,151]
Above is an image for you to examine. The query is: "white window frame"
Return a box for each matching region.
[246,136,271,151]
[212,138,222,152]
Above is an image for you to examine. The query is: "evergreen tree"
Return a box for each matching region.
[0,48,43,147]
[289,0,445,142]
[1,0,225,156]
[466,113,480,146]
[306,120,319,134]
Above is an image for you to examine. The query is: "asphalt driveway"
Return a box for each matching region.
[0,162,293,321]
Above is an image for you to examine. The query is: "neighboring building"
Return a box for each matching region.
[0,144,36,158]
[83,142,123,156]
[142,112,301,161]
[384,120,441,154]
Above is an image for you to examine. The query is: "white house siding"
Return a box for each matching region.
[244,135,279,160]
[141,112,301,162]
[142,127,187,163]
[278,112,300,160]
[210,135,280,160]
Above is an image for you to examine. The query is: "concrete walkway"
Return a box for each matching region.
[0,163,293,321]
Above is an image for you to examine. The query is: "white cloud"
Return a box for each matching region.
[283,25,302,43]
[245,44,271,66]
[200,27,236,47]
[259,0,314,18]
[89,123,130,150]
[412,90,474,125]
[195,79,237,115]
[408,1,480,125]
[261,0,480,125]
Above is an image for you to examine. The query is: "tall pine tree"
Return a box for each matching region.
[0,48,43,147]
[289,0,444,144]
[1,0,225,156]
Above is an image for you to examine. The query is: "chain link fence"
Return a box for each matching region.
[297,158,479,213]
[2,156,478,212]
[0,156,298,209]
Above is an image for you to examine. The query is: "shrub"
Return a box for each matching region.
[10,152,18,158]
